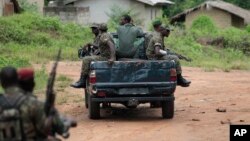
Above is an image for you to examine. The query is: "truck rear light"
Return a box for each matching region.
[170,69,177,81]
[97,91,106,97]
[89,70,96,84]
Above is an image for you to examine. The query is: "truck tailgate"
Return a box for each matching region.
[90,60,176,95]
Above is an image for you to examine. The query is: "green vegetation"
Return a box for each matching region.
[0,13,92,93]
[0,13,92,63]
[167,16,250,71]
[106,5,143,31]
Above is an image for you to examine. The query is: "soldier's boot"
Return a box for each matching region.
[70,75,87,88]
[177,74,191,87]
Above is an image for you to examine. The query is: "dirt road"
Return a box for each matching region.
[43,61,250,141]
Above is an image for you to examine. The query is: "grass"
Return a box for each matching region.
[166,16,250,71]
[0,12,93,64]
[0,13,250,95]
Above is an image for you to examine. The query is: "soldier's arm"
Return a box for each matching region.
[107,40,116,62]
[30,99,49,137]
[137,27,144,37]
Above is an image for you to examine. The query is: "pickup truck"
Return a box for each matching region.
[83,34,177,119]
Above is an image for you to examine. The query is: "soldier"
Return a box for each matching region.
[0,67,75,140]
[17,68,35,96]
[71,23,101,88]
[116,14,144,58]
[17,68,76,138]
[71,23,116,88]
[146,23,191,87]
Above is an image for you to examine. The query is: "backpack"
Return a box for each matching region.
[0,94,27,141]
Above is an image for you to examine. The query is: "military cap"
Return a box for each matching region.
[18,68,34,80]
[90,23,99,28]
[152,19,162,27]
[99,23,108,31]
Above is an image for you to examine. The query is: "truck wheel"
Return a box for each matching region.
[162,100,174,119]
[84,89,89,108]
[88,95,100,119]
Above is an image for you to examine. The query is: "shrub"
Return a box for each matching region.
[190,15,218,38]
[0,56,30,68]
[246,25,250,33]
[220,27,250,52]
[106,5,143,31]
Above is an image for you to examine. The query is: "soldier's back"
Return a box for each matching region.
[0,87,47,141]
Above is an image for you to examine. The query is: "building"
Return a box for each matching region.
[0,0,44,16]
[171,0,250,29]
[44,0,174,28]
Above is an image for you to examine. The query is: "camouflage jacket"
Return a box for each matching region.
[98,32,115,59]
[146,31,164,59]
[0,86,48,141]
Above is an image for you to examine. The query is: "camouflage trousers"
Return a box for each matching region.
[148,55,182,74]
[81,56,107,76]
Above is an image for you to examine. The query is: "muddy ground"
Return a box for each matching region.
[38,61,250,141]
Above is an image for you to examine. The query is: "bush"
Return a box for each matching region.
[106,5,143,31]
[166,26,250,71]
[246,25,250,33]
[190,15,218,38]
[220,27,250,52]
[0,56,31,69]
[0,13,93,63]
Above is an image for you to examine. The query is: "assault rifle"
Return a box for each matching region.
[166,49,192,62]
[44,48,77,139]
[44,48,61,117]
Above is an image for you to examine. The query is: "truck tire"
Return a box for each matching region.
[88,95,100,119]
[162,100,174,119]
[84,89,89,108]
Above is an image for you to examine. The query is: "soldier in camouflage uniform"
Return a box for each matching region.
[71,23,101,88]
[146,22,191,87]
[17,68,75,139]
[0,67,49,140]
[0,67,75,140]
[71,23,116,88]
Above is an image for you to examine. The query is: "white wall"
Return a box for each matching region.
[74,0,163,29]
[74,0,130,23]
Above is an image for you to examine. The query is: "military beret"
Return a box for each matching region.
[18,68,34,80]
[152,20,162,27]
[99,23,108,31]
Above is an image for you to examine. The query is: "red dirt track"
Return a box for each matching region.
[44,61,250,141]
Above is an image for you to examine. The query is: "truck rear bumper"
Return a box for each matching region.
[91,96,175,103]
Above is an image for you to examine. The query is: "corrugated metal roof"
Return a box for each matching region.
[171,0,250,24]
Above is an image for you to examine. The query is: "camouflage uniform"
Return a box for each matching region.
[0,86,67,141]
[146,31,182,74]
[81,32,114,76]
[0,86,48,140]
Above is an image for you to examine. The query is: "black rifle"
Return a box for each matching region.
[166,49,192,62]
[44,48,77,139]
[44,48,61,117]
